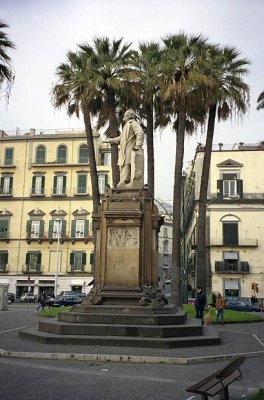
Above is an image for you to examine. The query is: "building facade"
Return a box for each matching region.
[0,128,111,299]
[184,142,264,303]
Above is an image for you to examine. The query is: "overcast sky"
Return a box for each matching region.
[1,0,264,200]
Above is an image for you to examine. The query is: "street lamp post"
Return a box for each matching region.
[54,220,62,297]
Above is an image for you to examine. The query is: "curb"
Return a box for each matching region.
[1,348,264,365]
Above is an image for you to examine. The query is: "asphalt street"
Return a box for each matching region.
[0,304,264,399]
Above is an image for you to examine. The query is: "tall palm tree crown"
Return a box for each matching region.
[257,91,264,110]
[0,20,15,99]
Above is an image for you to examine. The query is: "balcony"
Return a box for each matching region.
[67,265,90,275]
[22,265,42,274]
[0,264,8,273]
[73,187,89,196]
[29,187,45,196]
[208,238,258,247]
[51,188,67,196]
[0,188,13,196]
[0,159,16,168]
[215,261,249,274]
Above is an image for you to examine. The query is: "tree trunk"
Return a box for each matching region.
[196,103,217,292]
[146,102,155,197]
[107,88,120,186]
[171,103,186,307]
[83,106,100,214]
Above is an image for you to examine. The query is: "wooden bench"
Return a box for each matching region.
[186,356,245,400]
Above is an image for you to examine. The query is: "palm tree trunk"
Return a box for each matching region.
[146,102,155,197]
[196,103,217,292]
[83,106,100,214]
[171,104,186,307]
[107,88,120,186]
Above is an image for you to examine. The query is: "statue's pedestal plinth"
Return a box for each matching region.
[85,188,164,306]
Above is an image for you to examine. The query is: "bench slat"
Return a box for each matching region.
[186,357,244,398]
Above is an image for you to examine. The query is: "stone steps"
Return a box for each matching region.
[19,325,220,348]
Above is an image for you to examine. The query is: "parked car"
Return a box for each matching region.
[53,295,82,307]
[8,292,15,303]
[20,292,35,303]
[75,292,87,301]
[58,291,75,297]
[224,299,261,312]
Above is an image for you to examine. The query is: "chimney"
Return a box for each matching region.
[30,128,36,136]
[218,143,223,151]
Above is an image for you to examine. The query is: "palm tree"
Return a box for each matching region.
[161,33,210,307]
[196,45,250,292]
[257,91,264,110]
[0,20,15,99]
[132,41,163,197]
[52,49,101,215]
[83,37,137,186]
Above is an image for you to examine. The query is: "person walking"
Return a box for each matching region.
[195,287,206,322]
[36,291,47,311]
[216,292,225,324]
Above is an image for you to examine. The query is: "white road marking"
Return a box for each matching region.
[0,326,28,334]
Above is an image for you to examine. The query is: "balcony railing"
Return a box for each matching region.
[0,264,8,273]
[22,264,42,274]
[68,265,86,273]
[73,187,89,195]
[215,261,249,273]
[51,188,67,196]
[0,188,13,195]
[30,187,45,196]
[208,238,258,247]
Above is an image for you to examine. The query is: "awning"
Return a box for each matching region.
[225,280,239,290]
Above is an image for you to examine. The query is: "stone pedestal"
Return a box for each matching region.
[85,187,164,305]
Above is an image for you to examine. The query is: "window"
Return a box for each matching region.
[35,145,46,163]
[0,176,13,195]
[77,174,87,194]
[53,175,66,195]
[32,176,45,195]
[223,222,238,246]
[57,145,67,163]
[0,252,8,271]
[70,252,86,272]
[4,148,14,165]
[101,152,111,166]
[0,220,8,239]
[98,174,108,194]
[223,251,239,271]
[27,220,44,239]
[79,144,89,164]
[71,219,88,239]
[49,220,66,240]
[217,173,243,198]
[25,252,41,272]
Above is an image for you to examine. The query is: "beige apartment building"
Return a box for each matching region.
[0,128,111,299]
[184,141,264,302]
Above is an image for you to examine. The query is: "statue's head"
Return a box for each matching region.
[123,109,136,122]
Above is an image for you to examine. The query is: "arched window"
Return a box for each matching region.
[36,145,46,163]
[220,214,240,246]
[79,144,89,164]
[57,145,67,163]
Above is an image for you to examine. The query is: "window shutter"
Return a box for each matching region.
[53,176,57,194]
[217,180,223,197]
[26,220,32,237]
[9,176,13,190]
[0,220,8,238]
[90,252,94,265]
[71,220,76,238]
[48,220,54,238]
[0,177,4,189]
[223,223,238,246]
[84,220,88,237]
[37,253,42,264]
[70,253,74,266]
[237,179,243,198]
[61,220,66,238]
[82,252,86,265]
[3,252,8,264]
[63,176,66,192]
[40,220,44,236]
[32,176,36,192]
[41,176,45,191]
[25,252,30,265]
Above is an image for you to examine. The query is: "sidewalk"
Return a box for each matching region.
[1,305,264,364]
